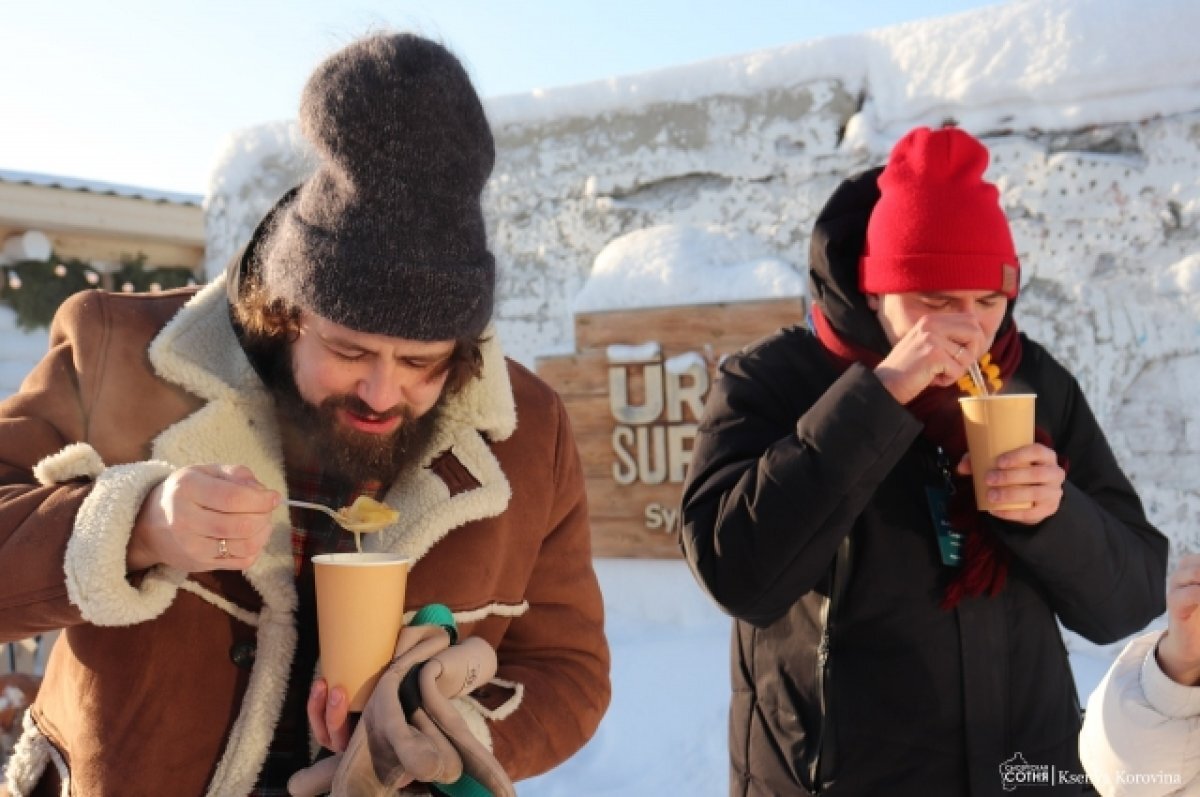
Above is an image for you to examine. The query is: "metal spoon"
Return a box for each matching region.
[286,499,396,533]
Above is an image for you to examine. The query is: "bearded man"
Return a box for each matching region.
[0,33,609,797]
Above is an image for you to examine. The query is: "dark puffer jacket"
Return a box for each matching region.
[680,168,1168,796]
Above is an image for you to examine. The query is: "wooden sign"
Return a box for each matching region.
[536,297,806,557]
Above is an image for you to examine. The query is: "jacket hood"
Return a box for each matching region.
[807,166,1015,355]
[807,166,890,354]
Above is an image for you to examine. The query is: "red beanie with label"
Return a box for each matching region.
[859,126,1020,299]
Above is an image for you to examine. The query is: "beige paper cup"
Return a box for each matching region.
[959,394,1036,512]
[313,552,411,711]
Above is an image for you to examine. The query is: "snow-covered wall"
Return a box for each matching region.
[106,0,1200,555]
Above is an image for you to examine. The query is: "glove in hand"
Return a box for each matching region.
[288,624,515,797]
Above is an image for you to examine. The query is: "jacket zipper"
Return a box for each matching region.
[811,535,851,792]
[812,446,944,791]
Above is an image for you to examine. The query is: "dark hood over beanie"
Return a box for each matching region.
[808,127,1021,357]
[808,127,1028,610]
[859,126,1020,300]
[261,33,496,340]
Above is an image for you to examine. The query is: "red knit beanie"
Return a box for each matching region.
[860,127,1020,299]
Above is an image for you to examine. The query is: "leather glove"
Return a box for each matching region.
[288,622,515,797]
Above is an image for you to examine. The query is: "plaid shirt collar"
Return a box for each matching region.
[286,465,386,577]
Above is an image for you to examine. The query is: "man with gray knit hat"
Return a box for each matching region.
[0,32,610,797]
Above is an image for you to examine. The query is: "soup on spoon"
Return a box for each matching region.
[337,496,400,552]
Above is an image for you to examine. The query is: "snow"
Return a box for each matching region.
[521,561,729,796]
[0,307,48,398]
[573,225,805,313]
[605,342,663,363]
[488,0,1200,146]
[205,120,313,207]
[1159,253,1200,296]
[520,562,1132,796]
[852,0,1200,145]
[665,351,708,375]
[0,168,202,207]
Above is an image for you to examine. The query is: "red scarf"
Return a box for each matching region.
[810,304,1028,609]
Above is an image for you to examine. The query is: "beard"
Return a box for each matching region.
[264,343,441,486]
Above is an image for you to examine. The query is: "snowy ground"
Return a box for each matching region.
[521,558,1155,796]
[522,560,729,796]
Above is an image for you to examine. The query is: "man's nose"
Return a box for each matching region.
[959,300,985,321]
[357,361,404,414]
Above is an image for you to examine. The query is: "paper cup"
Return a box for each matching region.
[959,394,1036,512]
[313,552,411,711]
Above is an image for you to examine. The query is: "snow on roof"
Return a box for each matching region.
[0,169,202,207]
[572,225,805,314]
[486,0,1200,141]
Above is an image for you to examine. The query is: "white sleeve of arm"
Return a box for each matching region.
[1080,630,1200,797]
[63,457,186,625]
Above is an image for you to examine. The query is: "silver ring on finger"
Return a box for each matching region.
[217,538,230,559]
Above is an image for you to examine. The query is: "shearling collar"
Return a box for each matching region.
[148,274,518,446]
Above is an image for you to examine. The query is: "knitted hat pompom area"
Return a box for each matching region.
[859,126,1020,300]
[262,33,496,341]
[300,34,494,193]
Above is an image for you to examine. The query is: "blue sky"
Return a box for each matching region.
[1,0,1004,195]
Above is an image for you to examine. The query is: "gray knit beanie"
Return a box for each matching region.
[261,33,496,340]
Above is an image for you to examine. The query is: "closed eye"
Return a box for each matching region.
[327,344,368,361]
[401,356,454,378]
[401,357,433,369]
